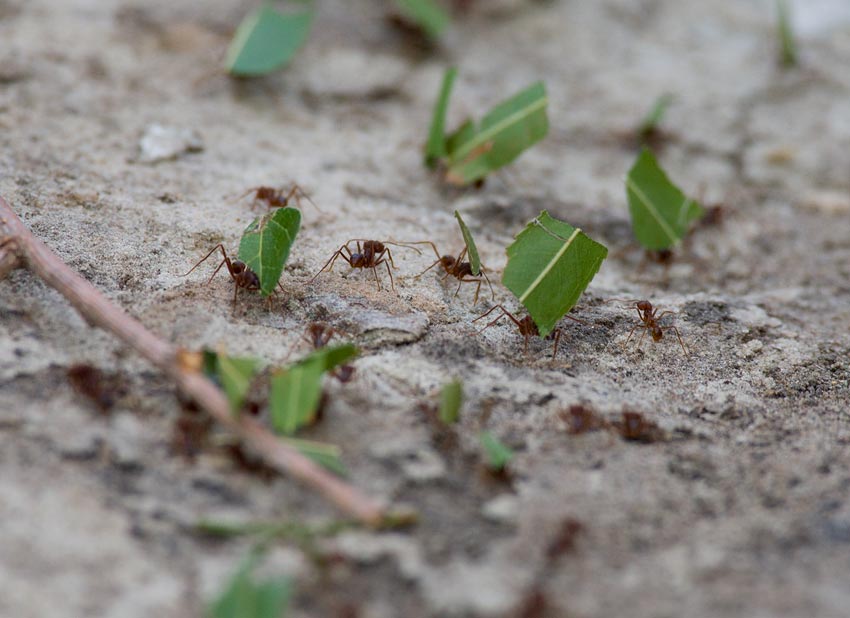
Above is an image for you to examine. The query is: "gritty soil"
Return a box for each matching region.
[2,1,850,617]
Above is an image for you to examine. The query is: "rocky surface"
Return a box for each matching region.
[1,1,849,616]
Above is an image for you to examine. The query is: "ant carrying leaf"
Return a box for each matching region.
[411,210,495,304]
[473,304,589,359]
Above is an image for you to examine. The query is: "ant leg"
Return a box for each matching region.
[481,269,495,301]
[457,247,468,263]
[454,278,463,298]
[664,325,689,356]
[206,258,228,285]
[310,245,350,282]
[385,247,397,270]
[636,325,648,350]
[381,258,395,291]
[564,312,592,327]
[416,259,443,278]
[371,264,382,291]
[623,323,641,348]
[285,184,320,212]
[181,243,227,277]
[473,279,481,305]
[550,328,562,360]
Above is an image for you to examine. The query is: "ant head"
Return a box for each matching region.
[440,255,456,268]
[636,300,652,312]
[231,260,247,274]
[519,315,538,337]
[651,325,663,342]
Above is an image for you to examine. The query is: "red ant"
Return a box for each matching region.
[473,305,588,359]
[310,239,418,292]
[235,184,317,211]
[181,244,282,304]
[613,299,688,356]
[287,322,354,383]
[412,241,495,304]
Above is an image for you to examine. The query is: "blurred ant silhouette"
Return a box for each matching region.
[235,184,318,211]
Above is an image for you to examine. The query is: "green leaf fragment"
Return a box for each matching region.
[502,211,608,338]
[394,0,450,39]
[425,67,457,168]
[201,349,261,414]
[238,206,301,296]
[447,81,549,185]
[638,93,674,136]
[479,431,513,471]
[269,344,358,435]
[438,379,462,425]
[444,118,476,157]
[207,553,292,618]
[776,0,797,67]
[626,148,704,250]
[283,437,347,476]
[225,5,314,77]
[453,210,481,275]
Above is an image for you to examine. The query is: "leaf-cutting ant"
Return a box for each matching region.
[412,241,495,304]
[288,322,354,383]
[182,243,281,304]
[310,239,419,292]
[473,305,588,359]
[612,299,688,356]
[235,184,317,211]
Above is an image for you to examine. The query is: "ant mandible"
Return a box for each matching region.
[310,239,418,292]
[473,305,588,359]
[413,241,495,305]
[181,243,281,304]
[235,184,318,211]
[616,299,688,356]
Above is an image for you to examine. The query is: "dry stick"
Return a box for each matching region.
[0,195,386,526]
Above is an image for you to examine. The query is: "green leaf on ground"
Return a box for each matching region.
[776,0,798,67]
[502,211,608,338]
[283,437,347,476]
[625,148,704,250]
[207,552,292,618]
[425,67,458,168]
[453,210,481,275]
[445,81,548,185]
[202,349,261,414]
[479,431,513,471]
[444,119,476,156]
[638,93,674,137]
[438,379,462,424]
[238,206,301,296]
[394,0,450,39]
[269,344,358,435]
[225,4,314,77]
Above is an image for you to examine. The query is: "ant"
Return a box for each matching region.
[473,305,588,359]
[182,243,282,304]
[287,322,354,382]
[310,239,418,292]
[613,299,688,356]
[412,241,495,304]
[235,184,318,211]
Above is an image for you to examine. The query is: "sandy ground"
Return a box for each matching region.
[2,0,850,616]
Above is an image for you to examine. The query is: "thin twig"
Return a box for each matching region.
[0,195,386,526]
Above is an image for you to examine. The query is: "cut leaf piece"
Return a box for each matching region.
[453,210,480,275]
[776,0,798,67]
[225,5,314,77]
[502,211,608,338]
[202,349,261,414]
[208,552,292,618]
[283,437,346,476]
[638,93,674,137]
[425,67,457,168]
[238,206,301,296]
[269,344,358,435]
[626,148,704,250]
[438,380,462,425]
[394,0,451,40]
[479,431,513,471]
[446,81,548,185]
